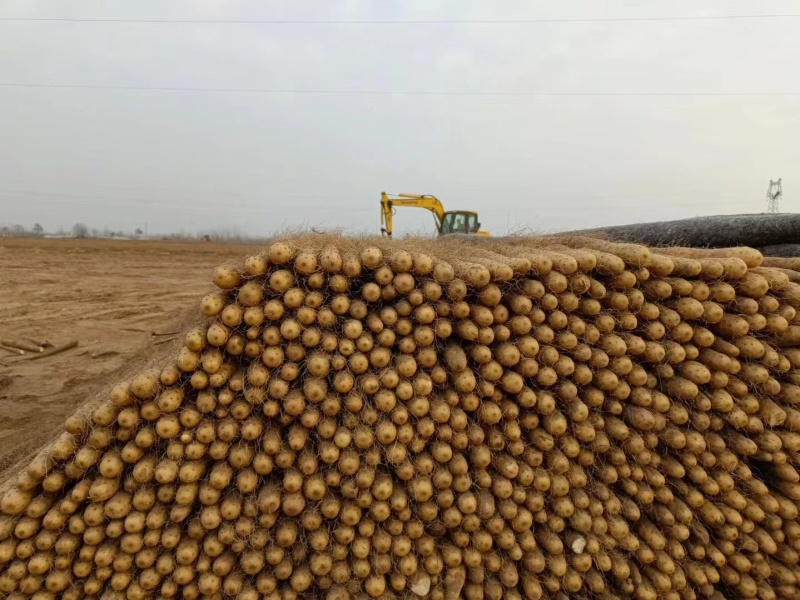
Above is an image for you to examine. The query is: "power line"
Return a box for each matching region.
[0,187,758,211]
[0,187,375,212]
[1,83,798,97]
[0,178,758,202]
[0,176,764,200]
[0,14,799,24]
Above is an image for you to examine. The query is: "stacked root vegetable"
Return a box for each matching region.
[3,234,800,600]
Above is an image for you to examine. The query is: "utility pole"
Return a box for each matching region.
[767,179,782,213]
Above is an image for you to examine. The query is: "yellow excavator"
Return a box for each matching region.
[379,192,491,238]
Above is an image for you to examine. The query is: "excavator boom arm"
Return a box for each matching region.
[380,192,446,237]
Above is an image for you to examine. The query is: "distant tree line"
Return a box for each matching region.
[0,223,44,237]
[0,223,268,242]
[0,222,125,238]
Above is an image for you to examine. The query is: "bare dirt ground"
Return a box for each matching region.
[0,237,264,471]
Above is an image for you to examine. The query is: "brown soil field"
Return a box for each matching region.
[0,237,263,472]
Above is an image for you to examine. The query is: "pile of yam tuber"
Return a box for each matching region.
[2,233,800,600]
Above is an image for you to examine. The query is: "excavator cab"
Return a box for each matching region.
[441,211,481,235]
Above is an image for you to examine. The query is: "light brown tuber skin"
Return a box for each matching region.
[5,236,800,600]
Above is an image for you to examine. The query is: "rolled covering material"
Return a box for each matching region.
[3,234,800,599]
[760,244,800,257]
[570,213,800,249]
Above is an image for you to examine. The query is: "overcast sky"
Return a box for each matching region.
[1,0,799,237]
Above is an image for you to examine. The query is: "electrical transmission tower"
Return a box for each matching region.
[767,179,782,213]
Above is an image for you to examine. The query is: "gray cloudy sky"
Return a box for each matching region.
[1,0,799,237]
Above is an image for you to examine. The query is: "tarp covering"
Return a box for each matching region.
[570,213,800,249]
